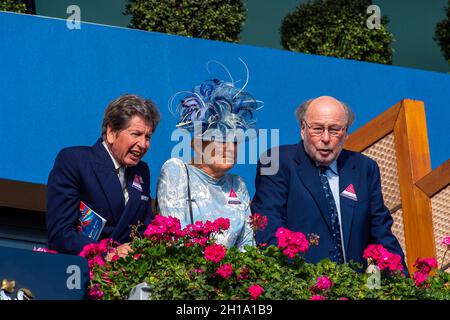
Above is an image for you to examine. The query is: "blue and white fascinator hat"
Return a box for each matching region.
[169,61,263,142]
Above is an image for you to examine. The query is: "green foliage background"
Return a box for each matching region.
[0,0,26,12]
[125,0,247,42]
[436,0,450,65]
[280,0,394,64]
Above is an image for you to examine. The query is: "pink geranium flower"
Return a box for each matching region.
[314,275,332,291]
[249,213,268,231]
[442,236,450,247]
[92,255,105,267]
[203,221,219,234]
[309,295,326,300]
[216,263,233,279]
[143,223,167,239]
[363,244,388,261]
[248,284,264,300]
[214,217,230,232]
[414,258,438,285]
[204,244,227,263]
[413,271,429,286]
[414,257,438,272]
[194,237,209,246]
[275,227,309,258]
[79,243,99,259]
[79,239,111,259]
[185,218,230,244]
[144,215,183,241]
[377,251,404,272]
[89,284,104,300]
[413,257,438,286]
[363,244,404,273]
[97,238,112,253]
[237,265,250,281]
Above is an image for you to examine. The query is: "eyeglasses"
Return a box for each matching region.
[303,120,346,137]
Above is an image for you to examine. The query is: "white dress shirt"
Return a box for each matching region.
[102,140,129,205]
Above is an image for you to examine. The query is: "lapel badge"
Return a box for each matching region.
[132,174,143,192]
[227,188,242,205]
[341,183,358,201]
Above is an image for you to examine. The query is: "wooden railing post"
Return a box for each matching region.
[345,99,437,271]
[393,100,435,269]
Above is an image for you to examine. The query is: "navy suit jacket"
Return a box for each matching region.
[46,139,154,255]
[251,142,406,269]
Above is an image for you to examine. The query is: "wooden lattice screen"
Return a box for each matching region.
[345,99,449,271]
[416,160,450,271]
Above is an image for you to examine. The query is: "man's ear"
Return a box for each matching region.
[106,125,116,144]
[300,124,305,141]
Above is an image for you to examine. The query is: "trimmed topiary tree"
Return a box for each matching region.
[125,0,246,43]
[0,0,26,12]
[280,0,394,64]
[435,0,450,65]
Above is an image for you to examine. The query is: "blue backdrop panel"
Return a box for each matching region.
[1,12,449,197]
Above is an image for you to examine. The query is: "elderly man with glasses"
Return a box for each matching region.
[251,96,407,272]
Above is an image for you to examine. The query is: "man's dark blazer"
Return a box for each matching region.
[46,138,154,255]
[251,142,406,268]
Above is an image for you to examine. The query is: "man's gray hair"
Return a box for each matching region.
[295,98,355,128]
[101,94,160,140]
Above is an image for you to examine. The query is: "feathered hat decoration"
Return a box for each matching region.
[169,59,263,142]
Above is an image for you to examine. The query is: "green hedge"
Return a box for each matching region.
[436,0,450,65]
[125,0,246,42]
[280,0,394,64]
[0,0,26,12]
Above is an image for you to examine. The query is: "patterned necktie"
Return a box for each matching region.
[117,167,128,205]
[318,166,344,264]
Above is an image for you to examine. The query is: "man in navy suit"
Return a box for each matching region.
[251,96,406,269]
[46,94,160,255]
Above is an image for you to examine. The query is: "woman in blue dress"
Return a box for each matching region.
[157,78,262,250]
